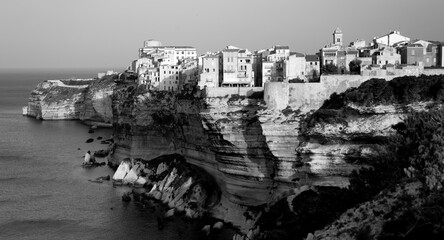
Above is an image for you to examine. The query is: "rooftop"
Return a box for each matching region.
[305,55,319,61]
[290,52,305,57]
[334,27,342,34]
[142,46,196,49]
[274,45,290,50]
[223,48,241,52]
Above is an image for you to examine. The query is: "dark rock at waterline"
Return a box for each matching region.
[88,129,94,134]
[157,216,164,230]
[86,138,94,143]
[77,148,81,150]
[97,136,103,140]
[94,149,109,157]
[122,192,131,202]
[82,162,106,168]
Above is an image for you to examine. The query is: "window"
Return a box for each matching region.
[213,68,215,72]
[176,76,179,80]
[315,62,318,65]
[310,62,313,65]
[337,38,341,42]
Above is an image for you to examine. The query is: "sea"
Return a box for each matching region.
[0,68,233,240]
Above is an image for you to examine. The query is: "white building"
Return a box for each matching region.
[373,31,410,47]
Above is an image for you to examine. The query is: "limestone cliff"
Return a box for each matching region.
[110,75,444,237]
[25,77,115,125]
[109,84,372,231]
[26,73,444,237]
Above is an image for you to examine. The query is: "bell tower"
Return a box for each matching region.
[333,27,343,46]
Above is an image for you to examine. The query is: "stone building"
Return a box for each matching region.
[260,45,291,85]
[400,44,425,66]
[179,58,199,89]
[372,47,401,66]
[284,52,306,81]
[305,55,320,80]
[221,47,254,87]
[129,40,198,92]
[199,53,221,88]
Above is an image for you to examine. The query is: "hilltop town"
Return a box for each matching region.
[109,28,444,92]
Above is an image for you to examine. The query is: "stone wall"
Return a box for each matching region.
[205,87,263,98]
[265,71,444,111]
[423,68,444,76]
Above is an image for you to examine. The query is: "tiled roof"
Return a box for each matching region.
[405,44,423,48]
[305,55,319,61]
[223,49,240,52]
[275,46,290,50]
[290,52,304,57]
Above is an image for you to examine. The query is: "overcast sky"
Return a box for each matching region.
[0,0,443,69]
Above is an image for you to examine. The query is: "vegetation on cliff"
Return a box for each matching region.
[256,76,444,240]
[306,75,444,128]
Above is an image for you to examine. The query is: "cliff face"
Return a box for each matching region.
[110,85,390,230]
[26,78,115,125]
[79,78,115,125]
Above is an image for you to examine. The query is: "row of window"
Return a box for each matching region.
[204,68,217,73]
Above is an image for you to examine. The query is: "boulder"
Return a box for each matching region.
[213,221,224,230]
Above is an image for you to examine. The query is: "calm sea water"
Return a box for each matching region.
[0,69,232,240]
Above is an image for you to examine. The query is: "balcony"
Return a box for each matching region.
[223,69,235,73]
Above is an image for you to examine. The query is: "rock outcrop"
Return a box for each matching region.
[109,84,380,231]
[25,77,115,126]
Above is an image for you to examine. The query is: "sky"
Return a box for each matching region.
[0,0,443,69]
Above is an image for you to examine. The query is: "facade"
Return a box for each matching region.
[159,65,180,91]
[438,43,444,67]
[221,47,254,87]
[372,47,401,65]
[199,54,221,88]
[400,44,425,65]
[260,46,291,85]
[179,58,199,89]
[284,52,306,81]
[305,55,320,80]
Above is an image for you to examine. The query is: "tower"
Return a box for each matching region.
[333,27,343,46]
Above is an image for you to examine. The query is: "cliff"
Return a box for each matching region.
[25,77,115,125]
[108,81,387,232]
[25,73,444,238]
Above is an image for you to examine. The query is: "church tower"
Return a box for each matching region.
[333,27,343,46]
